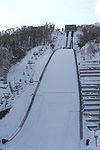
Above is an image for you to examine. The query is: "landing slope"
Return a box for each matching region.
[7,49,80,150]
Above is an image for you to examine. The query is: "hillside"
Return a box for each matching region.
[0,28,100,150]
[0,30,66,115]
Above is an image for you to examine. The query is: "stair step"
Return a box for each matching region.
[82,94,100,97]
[84,104,100,106]
[79,68,100,71]
[83,99,100,101]
[80,71,100,74]
[89,114,100,117]
[84,101,100,105]
[87,125,97,130]
[81,82,100,85]
[82,83,100,85]
[79,64,100,67]
[84,60,99,62]
[86,119,100,122]
[80,74,100,77]
[84,108,100,111]
[81,85,100,88]
[82,89,99,93]
[83,113,100,117]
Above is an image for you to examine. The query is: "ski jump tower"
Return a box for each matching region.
[65,24,77,49]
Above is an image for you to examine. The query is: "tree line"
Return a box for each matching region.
[78,25,100,48]
[0,23,55,63]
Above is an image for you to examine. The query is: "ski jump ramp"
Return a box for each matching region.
[7,49,80,150]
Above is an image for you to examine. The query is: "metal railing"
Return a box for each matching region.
[73,49,83,140]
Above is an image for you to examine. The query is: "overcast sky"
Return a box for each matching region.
[0,0,100,30]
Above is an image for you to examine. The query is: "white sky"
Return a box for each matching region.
[0,0,100,30]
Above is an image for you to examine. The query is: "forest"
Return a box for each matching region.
[0,23,55,63]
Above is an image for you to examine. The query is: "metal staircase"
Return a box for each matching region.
[78,60,100,131]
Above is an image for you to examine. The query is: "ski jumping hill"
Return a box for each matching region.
[6,48,80,150]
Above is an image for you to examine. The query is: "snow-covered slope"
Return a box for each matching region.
[51,30,66,49]
[5,49,80,150]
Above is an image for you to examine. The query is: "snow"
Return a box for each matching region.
[38,49,78,93]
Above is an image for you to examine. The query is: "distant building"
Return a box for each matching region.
[0,47,10,77]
